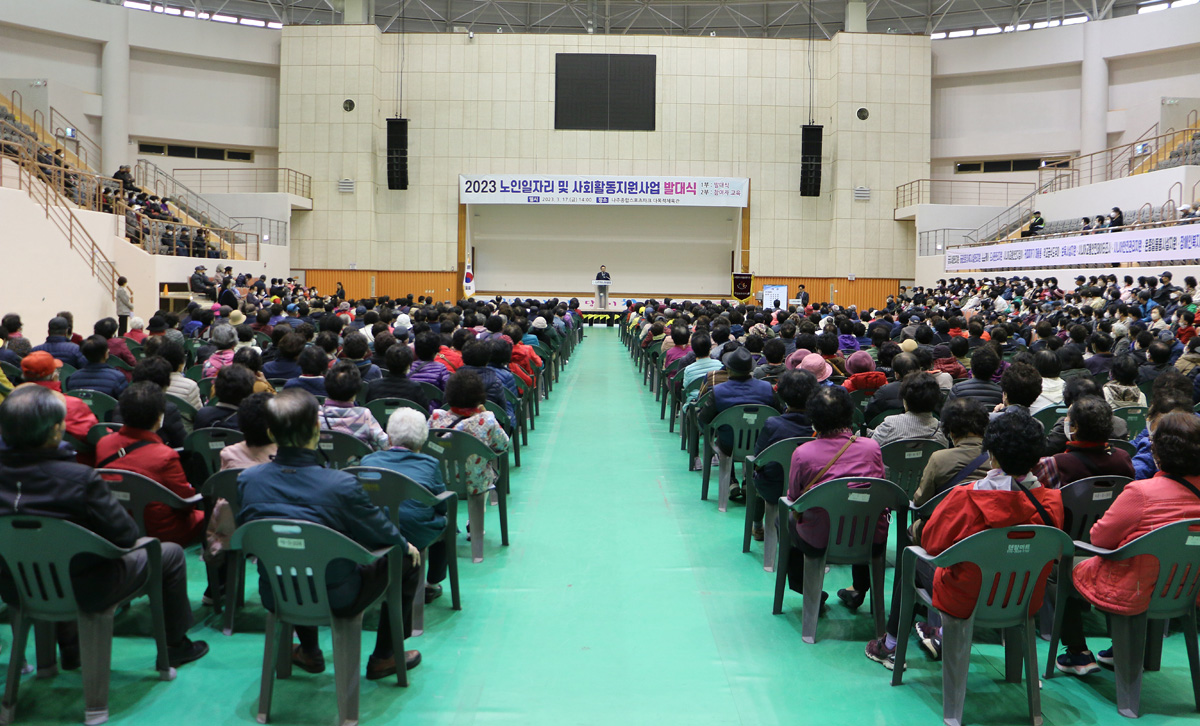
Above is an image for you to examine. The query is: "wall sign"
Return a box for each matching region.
[459,174,749,207]
[945,226,1200,271]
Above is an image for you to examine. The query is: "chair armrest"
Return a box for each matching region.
[367,545,397,563]
[744,455,758,467]
[432,491,457,506]
[1072,540,1115,557]
[181,493,205,506]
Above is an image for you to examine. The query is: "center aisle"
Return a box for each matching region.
[399,328,1185,726]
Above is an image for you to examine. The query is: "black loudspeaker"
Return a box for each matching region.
[800,124,822,197]
[386,118,408,191]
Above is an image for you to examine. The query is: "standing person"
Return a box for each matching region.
[116,276,134,336]
[594,265,611,281]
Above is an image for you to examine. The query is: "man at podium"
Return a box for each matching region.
[593,266,611,309]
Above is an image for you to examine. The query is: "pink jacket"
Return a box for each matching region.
[202,348,236,378]
[1072,474,1200,615]
[787,432,886,548]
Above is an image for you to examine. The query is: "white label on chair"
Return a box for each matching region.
[1007,544,1031,554]
[208,442,225,450]
[319,443,332,450]
[1187,536,1200,546]
[848,493,870,502]
[112,491,130,501]
[905,451,922,459]
[1092,491,1113,501]
[277,537,306,550]
[743,413,756,423]
[426,442,444,455]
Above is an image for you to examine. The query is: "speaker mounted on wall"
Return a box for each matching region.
[386,117,409,191]
[800,124,822,197]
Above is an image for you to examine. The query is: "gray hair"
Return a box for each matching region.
[0,385,67,449]
[129,316,145,331]
[386,408,428,450]
[265,388,320,448]
[210,323,237,349]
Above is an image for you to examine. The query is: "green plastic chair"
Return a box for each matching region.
[503,387,528,448]
[182,427,245,485]
[892,525,1075,726]
[366,397,429,430]
[424,428,508,563]
[1112,405,1148,436]
[184,364,205,382]
[0,361,21,385]
[867,408,905,429]
[1031,404,1069,432]
[231,519,408,726]
[267,378,288,390]
[659,358,686,419]
[85,422,123,448]
[315,430,373,469]
[1108,438,1137,457]
[197,377,215,404]
[64,389,119,423]
[485,399,520,470]
[1045,519,1200,718]
[418,382,444,407]
[700,404,780,512]
[96,469,203,538]
[643,349,660,388]
[772,477,910,643]
[881,438,947,500]
[125,340,144,361]
[743,436,811,570]
[0,516,174,726]
[58,363,77,381]
[108,357,134,374]
[165,394,197,432]
[670,375,702,436]
[253,332,271,350]
[199,468,245,635]
[345,466,461,633]
[1091,371,1109,386]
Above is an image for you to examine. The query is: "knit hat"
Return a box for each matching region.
[726,347,754,375]
[846,350,875,374]
[20,351,61,380]
[532,317,548,330]
[932,344,952,359]
[799,353,833,382]
[900,339,919,353]
[785,348,812,370]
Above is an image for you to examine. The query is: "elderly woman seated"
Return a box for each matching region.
[361,408,451,603]
[201,324,238,378]
[219,393,278,470]
[870,372,948,447]
[319,361,388,450]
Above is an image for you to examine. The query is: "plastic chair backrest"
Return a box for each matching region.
[1112,405,1148,435]
[315,430,373,469]
[184,427,246,479]
[267,378,288,390]
[1091,372,1109,386]
[748,436,813,475]
[424,428,499,497]
[923,525,1074,628]
[200,468,243,518]
[682,376,704,402]
[849,389,873,413]
[484,400,513,435]
[231,519,388,628]
[708,404,780,460]
[0,361,22,383]
[881,438,947,499]
[1031,404,1069,432]
[198,377,215,404]
[418,382,444,404]
[0,516,130,619]
[86,422,123,447]
[367,398,428,429]
[59,363,77,380]
[65,389,118,422]
[97,468,198,537]
[344,466,450,521]
[867,408,904,429]
[1092,519,1200,619]
[911,484,961,520]
[185,364,205,382]
[790,477,909,564]
[1058,475,1132,542]
[1108,439,1137,457]
[166,394,198,423]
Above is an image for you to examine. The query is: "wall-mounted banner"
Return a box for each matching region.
[732,273,754,300]
[945,226,1200,271]
[459,174,749,207]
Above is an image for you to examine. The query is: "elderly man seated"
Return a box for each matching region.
[236,389,422,680]
[0,385,208,668]
[697,347,778,503]
[361,408,451,604]
[31,316,86,368]
[65,335,129,399]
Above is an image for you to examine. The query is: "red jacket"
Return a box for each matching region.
[95,426,204,546]
[436,346,463,372]
[32,381,97,442]
[843,371,887,393]
[123,330,147,344]
[923,479,1064,619]
[1073,474,1200,615]
[933,356,969,380]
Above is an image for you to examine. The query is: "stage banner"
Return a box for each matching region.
[945,226,1200,271]
[732,273,754,300]
[459,174,749,207]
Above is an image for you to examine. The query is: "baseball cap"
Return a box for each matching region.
[21,351,62,380]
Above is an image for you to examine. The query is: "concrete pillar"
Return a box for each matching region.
[100,14,129,172]
[845,0,868,32]
[1079,24,1109,156]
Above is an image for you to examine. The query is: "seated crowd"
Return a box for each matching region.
[625,267,1200,681]
[0,289,580,697]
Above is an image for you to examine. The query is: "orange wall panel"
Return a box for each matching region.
[301,270,459,301]
[753,277,900,312]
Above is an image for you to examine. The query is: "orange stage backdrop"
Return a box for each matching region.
[754,277,901,312]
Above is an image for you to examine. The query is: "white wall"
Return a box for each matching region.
[469,204,738,297]
[1029,166,1200,223]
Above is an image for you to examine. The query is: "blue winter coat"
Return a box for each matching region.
[358,448,449,551]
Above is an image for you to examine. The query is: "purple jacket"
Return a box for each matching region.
[787,432,886,548]
[409,359,450,390]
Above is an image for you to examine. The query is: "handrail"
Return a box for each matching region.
[1038,117,1200,190]
[918,228,975,256]
[134,159,242,231]
[230,216,287,246]
[895,179,1035,209]
[117,200,260,261]
[171,167,313,199]
[1169,181,1183,207]
[950,206,1192,250]
[50,107,102,174]
[964,177,1059,246]
[0,120,117,300]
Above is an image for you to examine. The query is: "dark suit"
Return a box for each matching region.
[595,271,611,281]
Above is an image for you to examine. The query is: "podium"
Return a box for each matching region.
[592,279,611,310]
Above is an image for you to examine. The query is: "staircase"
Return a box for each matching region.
[134,159,258,260]
[0,92,99,174]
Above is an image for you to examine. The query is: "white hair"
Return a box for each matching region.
[130,316,145,330]
[386,408,429,450]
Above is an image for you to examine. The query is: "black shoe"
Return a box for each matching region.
[424,584,443,604]
[167,638,209,668]
[59,647,80,672]
[290,644,325,674]
[837,588,866,610]
[728,486,746,503]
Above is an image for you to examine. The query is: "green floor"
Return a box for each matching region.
[4,327,1197,725]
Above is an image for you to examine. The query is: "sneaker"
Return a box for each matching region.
[751,524,765,542]
[167,638,209,668]
[837,588,866,610]
[916,622,942,661]
[1055,649,1100,676]
[290,644,326,674]
[691,456,703,472]
[865,636,903,671]
[1097,647,1114,666]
